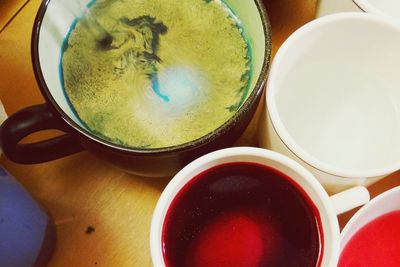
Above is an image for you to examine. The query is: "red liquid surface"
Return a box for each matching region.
[162,162,323,267]
[339,210,400,267]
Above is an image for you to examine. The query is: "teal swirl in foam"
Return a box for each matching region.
[61,0,252,148]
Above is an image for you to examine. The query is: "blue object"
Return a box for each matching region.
[0,167,51,267]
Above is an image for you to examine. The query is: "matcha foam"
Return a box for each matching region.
[62,0,252,148]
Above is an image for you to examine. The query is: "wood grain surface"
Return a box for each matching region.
[0,0,399,266]
[0,0,29,32]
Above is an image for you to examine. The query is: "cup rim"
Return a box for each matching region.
[352,0,399,18]
[351,0,379,14]
[150,147,340,267]
[31,0,271,155]
[266,12,400,179]
[340,186,400,248]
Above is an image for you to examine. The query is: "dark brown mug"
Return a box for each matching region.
[0,0,271,177]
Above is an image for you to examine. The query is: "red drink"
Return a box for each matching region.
[339,210,400,267]
[162,162,323,267]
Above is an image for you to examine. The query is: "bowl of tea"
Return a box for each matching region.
[0,0,271,176]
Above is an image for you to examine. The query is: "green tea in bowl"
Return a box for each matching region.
[62,0,253,149]
[0,0,269,175]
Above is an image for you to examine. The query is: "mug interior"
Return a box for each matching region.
[268,13,400,176]
[36,0,268,141]
[341,186,400,249]
[150,147,341,266]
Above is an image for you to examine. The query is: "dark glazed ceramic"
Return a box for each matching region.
[0,0,272,177]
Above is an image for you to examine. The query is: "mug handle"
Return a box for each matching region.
[330,186,370,215]
[0,104,84,164]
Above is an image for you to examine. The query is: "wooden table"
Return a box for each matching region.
[1,0,399,266]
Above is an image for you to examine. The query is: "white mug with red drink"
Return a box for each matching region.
[150,147,370,267]
[339,186,400,266]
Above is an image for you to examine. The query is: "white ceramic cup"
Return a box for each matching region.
[340,186,400,260]
[317,0,361,17]
[260,13,400,194]
[352,0,400,21]
[150,147,370,267]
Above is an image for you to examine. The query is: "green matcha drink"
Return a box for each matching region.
[62,0,252,149]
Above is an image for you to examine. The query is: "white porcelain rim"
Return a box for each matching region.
[150,147,340,267]
[266,12,400,179]
[340,186,400,246]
